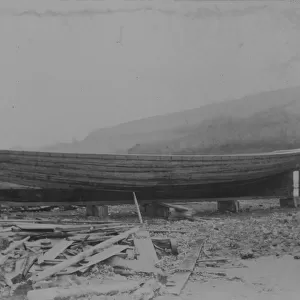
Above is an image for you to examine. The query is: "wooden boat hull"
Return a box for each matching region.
[0,171,294,207]
[0,149,300,194]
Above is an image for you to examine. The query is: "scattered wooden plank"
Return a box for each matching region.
[16,232,71,239]
[13,223,125,232]
[1,236,30,255]
[60,245,129,275]
[42,259,65,265]
[27,279,140,300]
[197,258,229,263]
[30,227,140,282]
[68,235,110,243]
[38,239,74,264]
[0,219,123,225]
[167,239,205,295]
[23,254,38,277]
[148,229,189,234]
[68,225,133,234]
[58,224,130,232]
[15,224,58,231]
[134,230,158,265]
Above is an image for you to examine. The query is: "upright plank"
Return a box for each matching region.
[294,170,299,197]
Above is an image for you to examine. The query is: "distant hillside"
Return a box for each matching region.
[42,86,300,154]
[128,105,300,154]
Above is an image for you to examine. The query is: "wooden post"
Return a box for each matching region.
[293,170,299,197]
[217,200,240,213]
[279,197,297,208]
[279,171,298,208]
[86,205,109,219]
[133,192,143,224]
[144,203,169,218]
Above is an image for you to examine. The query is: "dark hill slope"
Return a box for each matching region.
[128,104,300,154]
[42,86,300,154]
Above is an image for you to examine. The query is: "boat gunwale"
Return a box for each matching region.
[1,149,300,161]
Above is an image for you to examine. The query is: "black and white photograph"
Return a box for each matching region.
[0,0,300,299]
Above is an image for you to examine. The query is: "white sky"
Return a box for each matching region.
[0,0,300,149]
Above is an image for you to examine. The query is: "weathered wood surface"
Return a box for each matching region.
[167,239,205,295]
[0,149,300,190]
[30,227,139,282]
[59,245,129,275]
[133,230,158,265]
[0,171,296,206]
[38,240,74,264]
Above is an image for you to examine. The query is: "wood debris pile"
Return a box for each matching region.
[4,202,289,300]
[0,216,204,300]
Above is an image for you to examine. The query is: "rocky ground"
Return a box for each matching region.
[1,199,300,299]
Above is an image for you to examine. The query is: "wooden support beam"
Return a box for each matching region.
[144,203,169,218]
[279,197,298,208]
[217,200,240,213]
[86,205,109,219]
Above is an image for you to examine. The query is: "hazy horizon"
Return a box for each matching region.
[1,0,300,149]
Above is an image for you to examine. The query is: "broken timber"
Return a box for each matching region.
[134,230,158,265]
[38,239,74,264]
[30,227,140,282]
[59,245,129,275]
[167,239,205,295]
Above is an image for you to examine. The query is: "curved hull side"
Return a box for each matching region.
[0,149,299,191]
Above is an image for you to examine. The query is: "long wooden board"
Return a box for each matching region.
[167,239,205,295]
[38,240,74,264]
[133,230,158,265]
[58,245,129,275]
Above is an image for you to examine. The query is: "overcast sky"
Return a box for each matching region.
[0,0,300,149]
